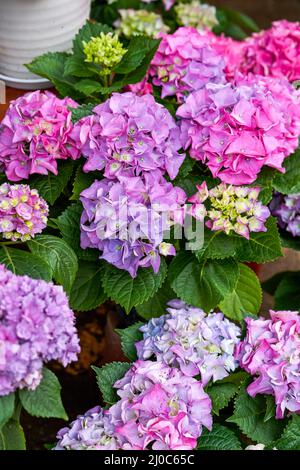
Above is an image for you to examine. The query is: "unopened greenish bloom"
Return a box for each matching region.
[115,9,169,38]
[83,32,127,75]
[175,1,218,31]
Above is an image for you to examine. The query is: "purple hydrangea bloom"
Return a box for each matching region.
[270,192,300,237]
[0,183,48,242]
[71,92,185,180]
[149,27,225,101]
[177,75,300,185]
[55,406,120,450]
[80,172,186,278]
[136,300,241,385]
[0,91,80,181]
[0,265,80,396]
[110,360,212,450]
[235,310,300,419]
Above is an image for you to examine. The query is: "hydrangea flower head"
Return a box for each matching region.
[0,91,80,181]
[110,360,212,450]
[237,20,300,82]
[270,192,300,237]
[190,182,270,239]
[0,183,48,242]
[142,0,174,11]
[55,406,121,450]
[236,310,300,419]
[175,1,218,31]
[136,299,241,385]
[149,27,225,101]
[80,173,186,278]
[71,92,185,180]
[115,9,169,38]
[83,33,127,75]
[0,265,80,396]
[177,75,300,185]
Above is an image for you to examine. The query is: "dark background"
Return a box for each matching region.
[210,0,300,28]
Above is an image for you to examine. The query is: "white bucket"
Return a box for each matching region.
[0,0,91,85]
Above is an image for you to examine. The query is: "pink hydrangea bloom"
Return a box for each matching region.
[0,265,80,396]
[55,406,121,450]
[237,20,300,82]
[125,78,153,96]
[177,75,300,185]
[110,360,212,450]
[149,27,225,101]
[236,310,300,419]
[71,92,185,180]
[0,91,80,181]
[136,300,241,385]
[80,172,186,278]
[0,183,48,242]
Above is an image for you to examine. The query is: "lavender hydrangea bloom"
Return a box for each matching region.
[136,300,241,385]
[55,406,120,450]
[236,311,300,419]
[110,360,212,450]
[0,183,48,242]
[270,192,300,237]
[0,265,80,396]
[80,173,186,278]
[71,92,185,180]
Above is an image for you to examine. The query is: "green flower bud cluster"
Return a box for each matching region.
[175,1,218,31]
[115,9,169,38]
[83,32,127,75]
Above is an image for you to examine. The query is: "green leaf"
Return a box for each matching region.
[197,424,242,450]
[69,260,107,311]
[274,272,300,310]
[116,323,144,362]
[196,230,238,260]
[55,202,98,261]
[28,235,78,294]
[73,22,113,58]
[92,362,131,405]
[221,7,259,32]
[168,253,239,312]
[252,167,275,204]
[0,394,15,429]
[136,278,176,320]
[19,368,67,420]
[102,259,167,313]
[0,420,26,450]
[219,264,262,321]
[0,247,52,281]
[207,383,239,416]
[26,52,79,98]
[275,416,300,450]
[74,79,103,96]
[64,56,94,78]
[262,271,287,296]
[227,382,284,444]
[281,231,300,251]
[114,37,160,74]
[29,160,74,205]
[273,148,300,194]
[71,167,100,200]
[234,217,282,263]
[70,104,95,124]
[175,154,195,179]
[264,396,276,422]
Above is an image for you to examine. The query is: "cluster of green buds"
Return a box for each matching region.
[115,9,169,38]
[189,182,270,239]
[83,32,127,75]
[175,1,219,31]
